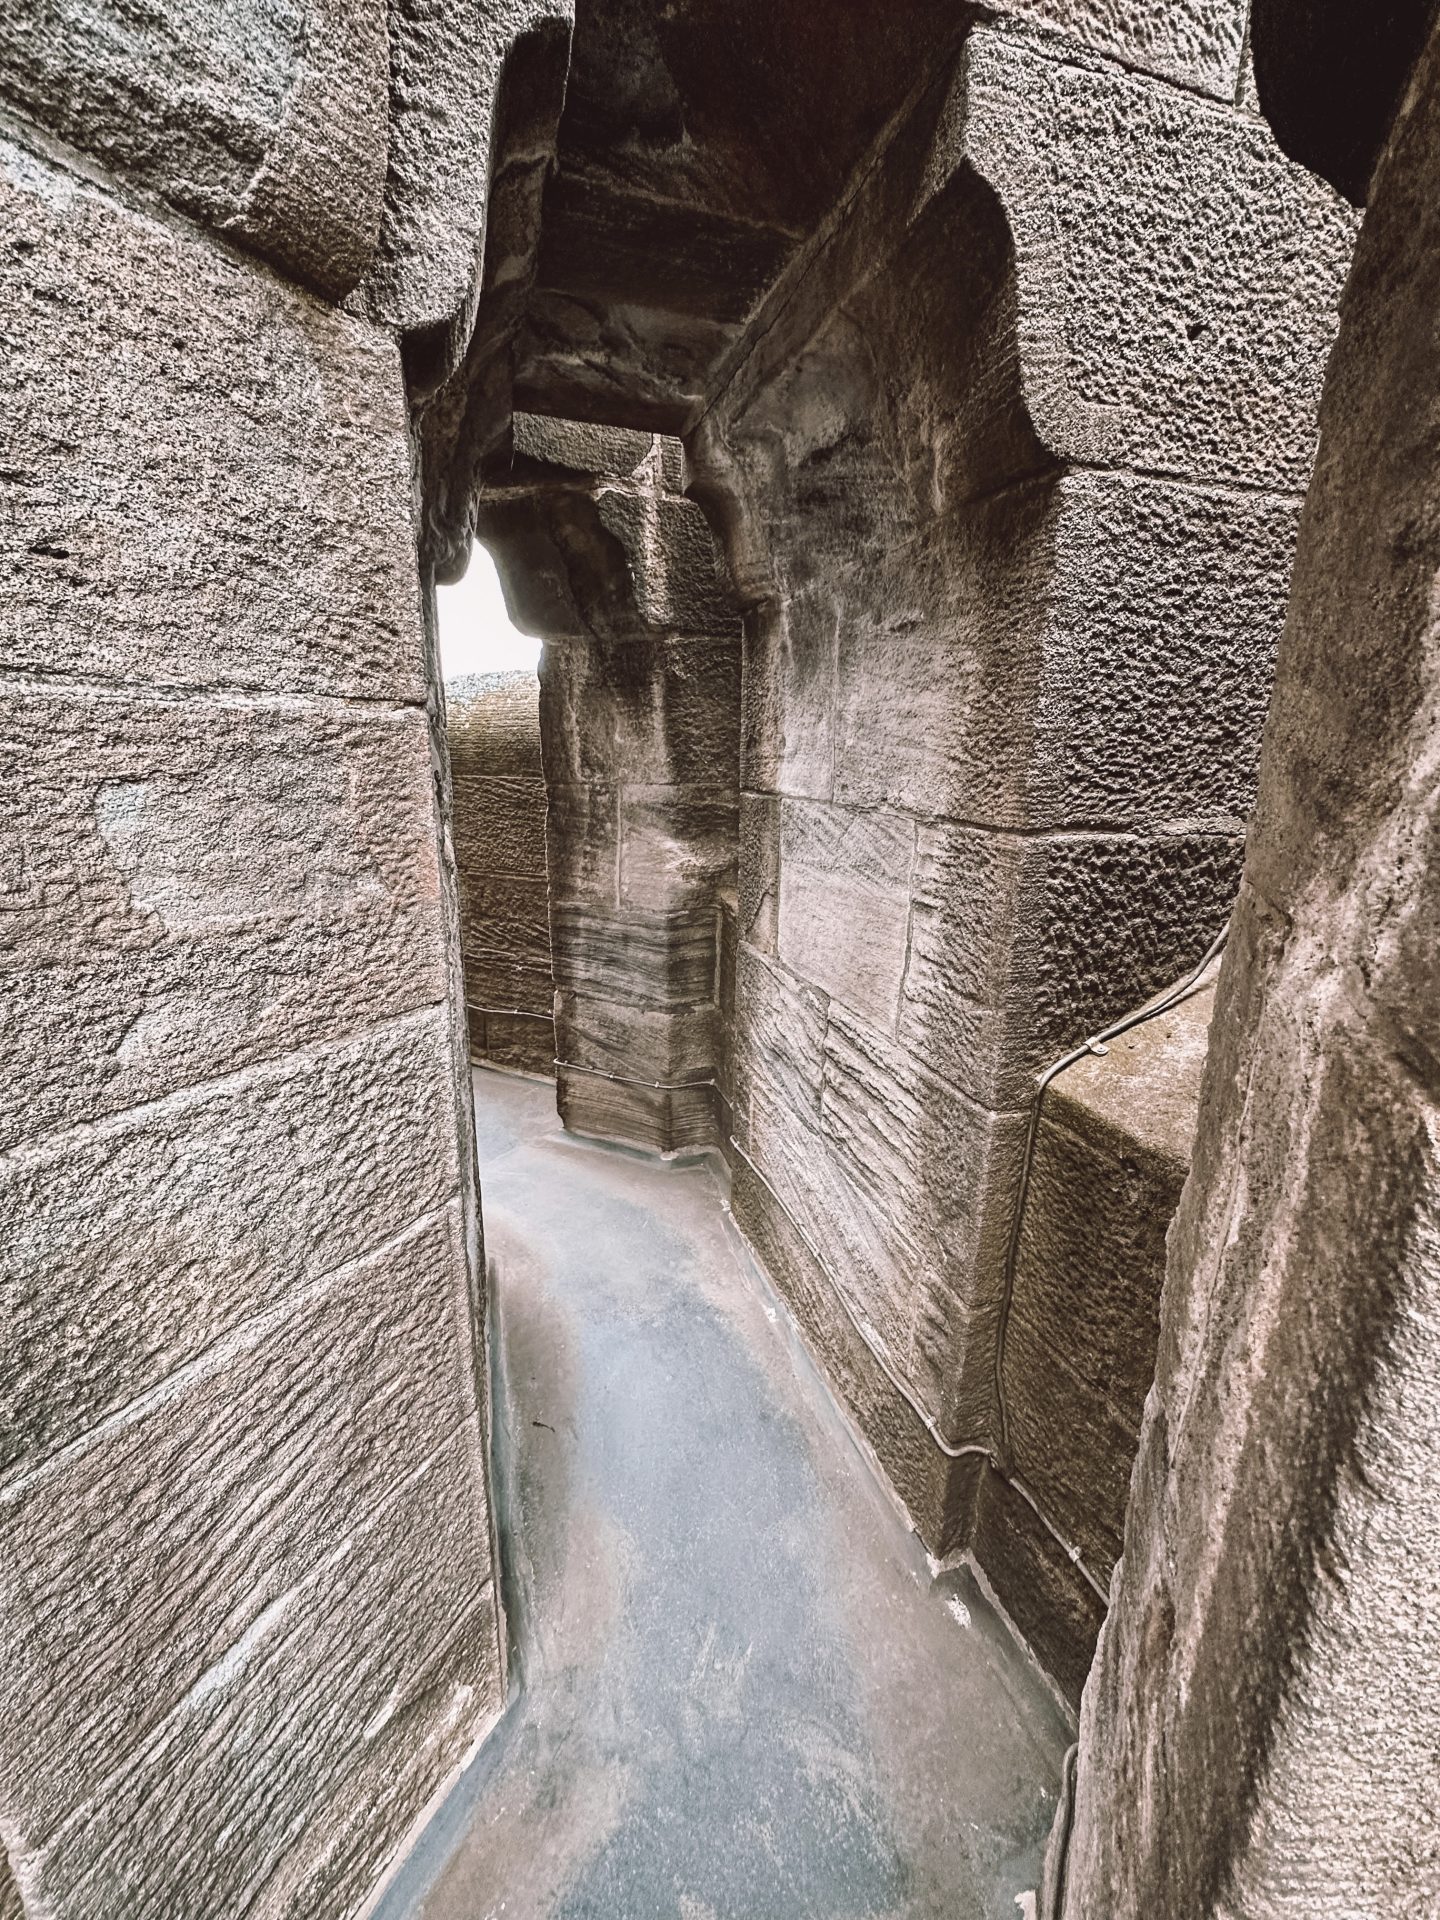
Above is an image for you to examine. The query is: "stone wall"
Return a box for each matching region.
[688,22,1356,1589]
[448,670,556,1077]
[992,977,1216,1702]
[478,418,741,1156]
[1050,12,1440,1913]
[0,2,576,1912]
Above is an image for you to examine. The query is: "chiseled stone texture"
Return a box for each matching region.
[447,670,556,1077]
[0,0,388,298]
[480,424,741,1156]
[1,133,500,1920]
[1,134,425,701]
[992,981,1215,1704]
[691,18,1354,1659]
[1055,27,1440,1915]
[994,0,1249,97]
[361,0,573,358]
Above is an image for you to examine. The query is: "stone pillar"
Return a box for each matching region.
[447,669,556,1077]
[0,3,574,1911]
[1052,17,1440,1916]
[689,20,1355,1615]
[477,417,741,1155]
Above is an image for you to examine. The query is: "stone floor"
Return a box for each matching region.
[376,1069,1069,1920]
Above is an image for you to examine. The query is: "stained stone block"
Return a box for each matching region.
[740,589,840,801]
[447,674,548,780]
[550,903,718,1009]
[553,989,719,1085]
[457,873,552,970]
[820,1008,1028,1433]
[0,2,388,296]
[831,472,1300,833]
[777,800,915,1033]
[595,490,740,635]
[1,136,424,700]
[556,1069,716,1156]
[972,1465,1105,1713]
[0,685,446,1153]
[2,1206,496,1910]
[973,983,1215,1696]
[1,1010,461,1479]
[29,1475,496,1920]
[360,0,573,349]
[543,784,621,904]
[542,634,740,788]
[737,793,781,956]
[730,945,829,1145]
[619,786,739,912]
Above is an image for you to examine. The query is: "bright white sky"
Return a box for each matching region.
[436,542,542,678]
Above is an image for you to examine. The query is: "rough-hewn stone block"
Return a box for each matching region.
[447,673,547,780]
[1,684,446,1152]
[0,2,388,296]
[961,30,1356,487]
[2,1206,497,1913]
[619,786,738,911]
[452,777,549,879]
[777,799,914,1033]
[0,135,424,700]
[899,820,1240,1107]
[550,903,717,1009]
[1000,0,1248,98]
[554,988,719,1085]
[1,1010,461,1481]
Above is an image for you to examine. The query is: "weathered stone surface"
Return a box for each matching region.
[899,821,1240,1108]
[447,671,547,779]
[553,989,717,1085]
[1056,25,1440,1914]
[1,1010,460,1481]
[0,1,388,296]
[361,0,573,356]
[730,1153,978,1554]
[480,431,740,1154]
[996,0,1249,97]
[618,786,737,912]
[1,684,445,1152]
[2,1206,498,1914]
[447,671,555,1074]
[540,633,740,787]
[556,1068,715,1156]
[1,136,424,700]
[549,904,717,1009]
[452,776,549,880]
[776,801,914,1035]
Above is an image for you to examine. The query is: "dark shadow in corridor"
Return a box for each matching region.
[376,1070,1069,1920]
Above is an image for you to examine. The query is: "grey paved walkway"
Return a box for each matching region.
[377,1069,1068,1920]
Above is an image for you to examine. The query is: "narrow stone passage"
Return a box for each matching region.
[377,1070,1069,1920]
